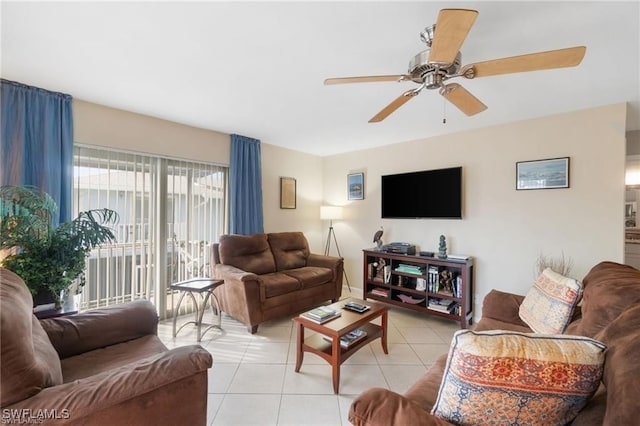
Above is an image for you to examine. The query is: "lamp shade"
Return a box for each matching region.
[320,206,343,220]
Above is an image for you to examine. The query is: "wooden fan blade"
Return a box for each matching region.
[428,9,478,65]
[324,75,409,85]
[369,90,417,123]
[466,46,586,78]
[440,83,487,116]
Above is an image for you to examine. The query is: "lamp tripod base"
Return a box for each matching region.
[324,224,351,292]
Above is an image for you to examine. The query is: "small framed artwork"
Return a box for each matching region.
[348,172,364,200]
[280,177,296,209]
[516,157,570,190]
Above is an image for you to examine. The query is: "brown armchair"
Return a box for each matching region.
[0,268,212,425]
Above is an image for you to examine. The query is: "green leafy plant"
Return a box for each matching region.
[0,185,118,303]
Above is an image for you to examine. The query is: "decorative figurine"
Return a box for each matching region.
[373,226,384,250]
[438,235,448,259]
[439,270,453,293]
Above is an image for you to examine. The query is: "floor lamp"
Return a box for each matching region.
[320,206,351,291]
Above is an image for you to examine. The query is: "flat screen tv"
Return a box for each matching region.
[381,166,462,219]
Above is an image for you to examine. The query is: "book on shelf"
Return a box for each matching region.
[301,306,342,323]
[322,328,368,348]
[370,287,390,297]
[394,264,424,275]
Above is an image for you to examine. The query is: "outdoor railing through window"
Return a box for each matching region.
[73,146,227,319]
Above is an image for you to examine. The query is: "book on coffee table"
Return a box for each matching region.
[301,306,341,324]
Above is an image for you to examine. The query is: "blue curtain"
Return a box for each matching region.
[1,79,73,226]
[229,134,264,235]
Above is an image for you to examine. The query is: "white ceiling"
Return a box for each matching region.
[2,1,639,156]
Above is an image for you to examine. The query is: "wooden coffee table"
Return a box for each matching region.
[292,297,388,394]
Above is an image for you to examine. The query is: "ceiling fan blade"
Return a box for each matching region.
[440,83,487,116]
[465,46,586,78]
[428,9,478,65]
[324,75,409,85]
[369,90,418,123]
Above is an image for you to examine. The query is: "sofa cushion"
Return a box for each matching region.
[573,261,640,338]
[282,266,333,289]
[268,232,310,271]
[1,268,63,406]
[519,268,582,334]
[431,330,606,426]
[218,233,276,275]
[260,272,302,298]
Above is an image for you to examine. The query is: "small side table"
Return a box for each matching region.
[34,297,78,320]
[170,278,224,342]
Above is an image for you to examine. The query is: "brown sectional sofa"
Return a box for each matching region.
[349,261,640,425]
[211,231,343,333]
[0,268,212,425]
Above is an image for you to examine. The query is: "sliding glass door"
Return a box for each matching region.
[73,146,227,318]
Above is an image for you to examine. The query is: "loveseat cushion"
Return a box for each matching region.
[0,268,63,406]
[218,233,276,275]
[431,330,606,425]
[574,261,640,338]
[260,272,302,298]
[268,232,310,271]
[282,266,333,289]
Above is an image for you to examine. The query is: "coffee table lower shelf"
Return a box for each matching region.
[302,322,382,363]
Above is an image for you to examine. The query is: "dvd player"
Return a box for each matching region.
[381,242,416,255]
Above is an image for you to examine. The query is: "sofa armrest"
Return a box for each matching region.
[480,289,528,327]
[307,253,343,270]
[213,263,260,282]
[39,300,159,359]
[4,345,212,424]
[349,388,453,426]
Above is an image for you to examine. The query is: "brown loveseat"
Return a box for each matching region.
[211,231,343,333]
[349,261,640,425]
[0,268,212,425]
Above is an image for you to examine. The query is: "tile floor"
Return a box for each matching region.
[157,288,460,426]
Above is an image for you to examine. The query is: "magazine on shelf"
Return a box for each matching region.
[427,298,458,314]
[322,328,368,348]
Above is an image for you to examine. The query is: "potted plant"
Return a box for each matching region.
[0,185,118,306]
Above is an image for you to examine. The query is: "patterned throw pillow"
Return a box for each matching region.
[519,268,582,334]
[431,330,606,426]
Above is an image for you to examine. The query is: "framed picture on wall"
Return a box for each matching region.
[348,172,364,200]
[280,177,296,209]
[516,157,569,190]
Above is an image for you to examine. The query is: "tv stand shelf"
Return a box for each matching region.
[363,249,474,328]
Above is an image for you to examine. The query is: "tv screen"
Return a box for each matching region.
[381,166,462,219]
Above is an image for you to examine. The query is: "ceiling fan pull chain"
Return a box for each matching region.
[443,98,447,124]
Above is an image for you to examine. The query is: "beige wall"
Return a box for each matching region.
[261,143,324,252]
[322,103,627,319]
[74,99,230,164]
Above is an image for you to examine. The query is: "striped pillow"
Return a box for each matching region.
[431,330,606,426]
[519,268,582,334]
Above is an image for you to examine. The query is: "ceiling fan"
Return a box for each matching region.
[324,8,586,123]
